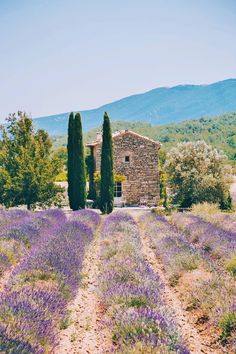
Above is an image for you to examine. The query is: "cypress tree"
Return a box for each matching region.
[67,112,75,209]
[74,112,86,209]
[67,112,86,210]
[100,112,114,214]
[86,147,97,202]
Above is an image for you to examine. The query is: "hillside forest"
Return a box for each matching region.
[52,112,236,166]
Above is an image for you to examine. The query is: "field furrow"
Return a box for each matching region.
[56,222,111,354]
[139,219,217,353]
[98,211,189,353]
[0,209,101,353]
[140,212,236,353]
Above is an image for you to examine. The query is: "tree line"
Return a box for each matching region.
[0,111,115,213]
[0,111,233,211]
[53,112,236,165]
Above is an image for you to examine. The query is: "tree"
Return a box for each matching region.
[67,112,75,209]
[86,148,97,202]
[0,112,63,209]
[159,150,168,208]
[74,112,86,209]
[67,112,86,210]
[99,112,114,214]
[165,141,233,209]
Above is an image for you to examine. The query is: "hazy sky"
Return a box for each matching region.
[0,0,235,120]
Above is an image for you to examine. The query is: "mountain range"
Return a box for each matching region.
[34,79,236,136]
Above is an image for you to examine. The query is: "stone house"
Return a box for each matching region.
[86,130,161,206]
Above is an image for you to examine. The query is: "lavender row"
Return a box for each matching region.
[70,208,101,228]
[170,213,236,270]
[142,213,236,348]
[140,213,209,286]
[0,209,66,282]
[192,208,236,235]
[0,209,100,353]
[100,212,189,353]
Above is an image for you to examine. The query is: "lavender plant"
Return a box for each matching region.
[0,209,66,280]
[0,209,101,352]
[70,209,101,228]
[140,213,205,286]
[143,212,236,348]
[170,213,236,270]
[100,212,189,353]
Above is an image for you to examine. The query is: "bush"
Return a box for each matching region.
[225,255,236,276]
[219,311,236,344]
[165,141,233,208]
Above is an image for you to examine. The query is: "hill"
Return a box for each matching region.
[53,112,236,162]
[34,79,236,135]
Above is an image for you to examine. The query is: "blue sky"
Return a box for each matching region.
[0,0,235,120]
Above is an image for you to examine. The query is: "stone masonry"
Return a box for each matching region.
[86,130,161,206]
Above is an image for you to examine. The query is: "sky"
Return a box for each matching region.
[0,0,235,120]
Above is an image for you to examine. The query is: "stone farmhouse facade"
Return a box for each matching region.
[86,130,161,206]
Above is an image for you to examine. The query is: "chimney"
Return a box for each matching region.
[96,131,102,141]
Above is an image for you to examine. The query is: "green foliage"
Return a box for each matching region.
[85,148,96,201]
[225,255,236,276]
[0,112,63,209]
[100,112,114,214]
[55,170,67,182]
[67,112,86,210]
[67,112,75,209]
[165,141,233,208]
[53,112,236,165]
[219,312,236,344]
[159,150,168,208]
[219,192,233,211]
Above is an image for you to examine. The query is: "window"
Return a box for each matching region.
[125,155,130,162]
[114,182,122,197]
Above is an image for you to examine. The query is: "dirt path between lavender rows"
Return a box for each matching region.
[129,211,220,354]
[55,225,111,354]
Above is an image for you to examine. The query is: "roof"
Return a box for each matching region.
[86,129,161,148]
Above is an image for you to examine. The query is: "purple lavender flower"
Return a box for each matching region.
[0,208,99,352]
[71,209,101,228]
[100,211,189,352]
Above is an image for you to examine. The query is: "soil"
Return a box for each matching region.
[55,226,112,354]
[131,211,223,354]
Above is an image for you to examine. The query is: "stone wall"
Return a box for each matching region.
[94,132,160,206]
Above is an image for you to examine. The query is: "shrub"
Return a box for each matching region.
[165,141,233,208]
[219,311,236,344]
[225,255,236,276]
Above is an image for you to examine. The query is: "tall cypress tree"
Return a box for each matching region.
[74,112,86,209]
[86,147,96,201]
[67,112,86,210]
[67,112,75,209]
[100,112,114,214]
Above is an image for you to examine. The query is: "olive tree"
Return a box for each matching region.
[165,141,233,209]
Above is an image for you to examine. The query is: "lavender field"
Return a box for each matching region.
[0,209,235,353]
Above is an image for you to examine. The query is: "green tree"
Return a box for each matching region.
[86,148,97,201]
[67,112,86,210]
[0,112,63,209]
[159,150,168,208]
[100,112,114,214]
[165,141,233,209]
[74,112,86,209]
[67,112,75,209]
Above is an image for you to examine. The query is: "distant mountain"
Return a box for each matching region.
[34,79,236,135]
